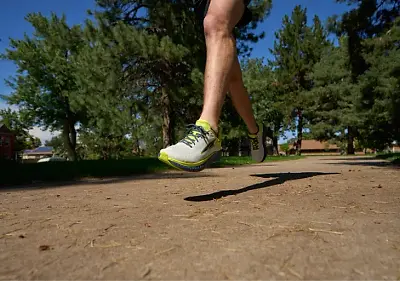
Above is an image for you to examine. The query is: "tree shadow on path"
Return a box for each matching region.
[184,172,339,202]
[1,172,215,192]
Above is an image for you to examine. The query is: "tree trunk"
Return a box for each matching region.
[347,126,355,155]
[161,87,173,148]
[227,139,240,156]
[63,120,77,161]
[272,136,279,155]
[296,112,303,156]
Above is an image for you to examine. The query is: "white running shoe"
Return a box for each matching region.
[158,119,222,172]
[248,123,267,162]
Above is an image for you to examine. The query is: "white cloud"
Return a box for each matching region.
[29,126,60,145]
[0,100,60,145]
[0,100,18,111]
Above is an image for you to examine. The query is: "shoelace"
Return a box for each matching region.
[180,124,209,148]
[249,136,259,150]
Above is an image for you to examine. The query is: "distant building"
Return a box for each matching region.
[391,142,400,153]
[0,123,15,160]
[289,140,341,155]
[22,146,53,163]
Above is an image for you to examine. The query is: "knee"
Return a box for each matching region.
[203,13,230,39]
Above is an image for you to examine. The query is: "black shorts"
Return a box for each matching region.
[194,0,252,28]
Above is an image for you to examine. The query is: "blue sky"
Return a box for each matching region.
[0,0,352,143]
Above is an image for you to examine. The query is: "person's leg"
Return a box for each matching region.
[158,0,247,172]
[227,55,267,162]
[199,0,246,132]
[228,55,258,134]
[158,0,266,171]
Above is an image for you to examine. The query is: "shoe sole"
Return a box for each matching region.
[158,150,221,172]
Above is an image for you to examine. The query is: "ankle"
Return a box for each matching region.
[197,117,218,134]
[248,123,259,135]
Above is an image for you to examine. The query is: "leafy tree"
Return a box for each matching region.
[77,128,134,160]
[279,142,290,155]
[1,13,87,161]
[0,108,40,151]
[45,135,68,157]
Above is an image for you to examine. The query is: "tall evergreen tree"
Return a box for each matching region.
[329,0,400,153]
[89,0,272,148]
[270,5,330,155]
[307,37,361,150]
[356,16,400,148]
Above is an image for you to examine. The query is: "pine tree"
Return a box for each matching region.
[357,16,400,148]
[329,0,400,152]
[307,37,361,150]
[270,5,330,155]
[90,0,272,148]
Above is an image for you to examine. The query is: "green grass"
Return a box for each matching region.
[375,152,400,165]
[211,155,304,167]
[0,155,303,187]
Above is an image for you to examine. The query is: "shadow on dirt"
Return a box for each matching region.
[184,172,339,202]
[323,159,395,168]
[322,157,374,161]
[0,172,216,192]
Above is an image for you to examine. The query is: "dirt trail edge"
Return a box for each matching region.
[1,156,399,280]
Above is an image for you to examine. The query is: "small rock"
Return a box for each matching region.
[18,235,25,239]
[377,184,382,188]
[39,245,51,251]
[56,194,60,197]
[362,194,365,196]
[106,197,111,200]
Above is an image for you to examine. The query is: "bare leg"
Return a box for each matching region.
[228,55,258,134]
[199,0,245,132]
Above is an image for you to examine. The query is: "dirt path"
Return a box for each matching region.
[1,156,399,280]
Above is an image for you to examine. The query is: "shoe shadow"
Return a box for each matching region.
[184,172,339,202]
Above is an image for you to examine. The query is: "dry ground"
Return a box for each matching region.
[1,156,399,280]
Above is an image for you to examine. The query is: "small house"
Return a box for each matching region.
[22,146,53,163]
[0,123,15,160]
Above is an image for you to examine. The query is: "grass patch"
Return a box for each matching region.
[0,155,304,187]
[211,155,304,167]
[375,152,400,165]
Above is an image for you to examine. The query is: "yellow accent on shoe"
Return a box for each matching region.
[158,150,221,172]
[196,119,220,137]
[196,119,212,131]
[158,152,184,171]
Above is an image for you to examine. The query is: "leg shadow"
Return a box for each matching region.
[184,172,339,202]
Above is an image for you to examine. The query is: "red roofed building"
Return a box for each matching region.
[289,140,341,155]
[0,123,15,160]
